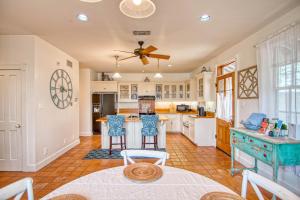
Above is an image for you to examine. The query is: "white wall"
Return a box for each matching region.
[79,68,93,136]
[192,6,300,194]
[0,35,80,171]
[34,37,80,169]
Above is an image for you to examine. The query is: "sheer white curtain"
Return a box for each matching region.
[217,77,233,121]
[257,23,300,125]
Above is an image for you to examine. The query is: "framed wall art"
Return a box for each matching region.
[238,65,259,99]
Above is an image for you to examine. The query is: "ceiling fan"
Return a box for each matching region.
[114,41,170,65]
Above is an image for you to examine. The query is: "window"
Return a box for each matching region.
[275,62,300,124]
[257,23,300,125]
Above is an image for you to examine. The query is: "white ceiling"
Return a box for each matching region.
[0,0,299,72]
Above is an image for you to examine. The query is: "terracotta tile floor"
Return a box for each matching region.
[0,133,271,199]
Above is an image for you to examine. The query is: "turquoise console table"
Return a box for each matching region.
[230,127,300,182]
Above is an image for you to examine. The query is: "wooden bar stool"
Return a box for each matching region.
[107,115,126,155]
[140,115,159,150]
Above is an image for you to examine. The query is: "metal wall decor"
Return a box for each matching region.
[238,65,258,99]
[50,69,73,109]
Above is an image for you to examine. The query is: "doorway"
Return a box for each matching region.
[216,62,236,155]
[0,70,22,171]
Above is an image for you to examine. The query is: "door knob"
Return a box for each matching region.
[16,124,21,128]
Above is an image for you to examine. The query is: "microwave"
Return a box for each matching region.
[176,104,190,112]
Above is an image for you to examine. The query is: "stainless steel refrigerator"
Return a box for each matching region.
[92,93,117,135]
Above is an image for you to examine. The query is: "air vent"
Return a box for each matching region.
[133,31,151,36]
[66,60,73,68]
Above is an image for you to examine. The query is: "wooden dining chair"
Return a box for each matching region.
[0,177,34,200]
[120,150,169,166]
[241,170,299,200]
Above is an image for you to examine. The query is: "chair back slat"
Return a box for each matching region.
[241,170,300,200]
[0,177,34,200]
[120,150,169,166]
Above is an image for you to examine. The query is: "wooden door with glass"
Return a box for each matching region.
[216,62,236,155]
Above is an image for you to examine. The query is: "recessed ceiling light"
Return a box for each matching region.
[80,0,102,2]
[132,0,142,5]
[168,64,172,67]
[77,13,88,22]
[119,0,156,19]
[200,14,210,22]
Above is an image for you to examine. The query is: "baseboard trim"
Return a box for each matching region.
[80,131,93,136]
[31,139,80,172]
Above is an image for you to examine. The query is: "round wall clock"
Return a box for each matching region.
[50,69,73,109]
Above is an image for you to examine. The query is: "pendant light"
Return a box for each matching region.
[119,0,156,19]
[112,56,122,79]
[154,59,163,79]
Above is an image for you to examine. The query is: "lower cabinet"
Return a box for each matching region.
[159,114,181,132]
[182,116,216,146]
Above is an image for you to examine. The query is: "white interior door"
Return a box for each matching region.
[0,70,22,171]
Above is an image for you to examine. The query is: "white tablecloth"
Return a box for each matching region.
[42,166,235,200]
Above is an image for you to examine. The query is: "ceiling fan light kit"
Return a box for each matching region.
[115,41,170,66]
[119,0,156,19]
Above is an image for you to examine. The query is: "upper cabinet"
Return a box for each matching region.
[162,83,185,100]
[91,81,118,93]
[118,83,131,102]
[115,77,208,102]
[185,78,196,101]
[155,84,163,100]
[196,72,213,102]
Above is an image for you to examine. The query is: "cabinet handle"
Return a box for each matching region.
[263,153,267,158]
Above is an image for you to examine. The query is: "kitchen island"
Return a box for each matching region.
[96,116,168,149]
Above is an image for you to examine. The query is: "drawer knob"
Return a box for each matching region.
[264,144,267,148]
[263,153,267,158]
[250,139,253,142]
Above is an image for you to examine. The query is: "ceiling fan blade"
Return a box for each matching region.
[142,45,158,54]
[148,54,170,60]
[119,55,138,61]
[141,56,149,65]
[113,50,135,54]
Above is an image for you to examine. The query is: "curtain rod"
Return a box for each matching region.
[253,21,298,48]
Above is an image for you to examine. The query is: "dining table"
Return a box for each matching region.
[41,165,236,200]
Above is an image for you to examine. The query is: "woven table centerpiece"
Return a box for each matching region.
[200,192,244,200]
[123,162,163,182]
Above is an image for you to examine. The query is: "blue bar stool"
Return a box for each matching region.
[107,115,126,155]
[140,115,159,150]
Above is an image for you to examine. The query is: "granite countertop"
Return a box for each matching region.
[96,116,169,123]
[231,127,300,144]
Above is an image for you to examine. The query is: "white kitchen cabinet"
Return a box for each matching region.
[118,83,131,102]
[138,83,155,96]
[196,72,213,102]
[188,116,216,146]
[91,81,118,93]
[177,83,185,99]
[162,83,185,100]
[160,114,181,132]
[185,78,196,101]
[155,84,163,100]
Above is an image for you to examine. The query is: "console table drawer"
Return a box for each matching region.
[243,145,273,164]
[232,131,246,144]
[247,136,273,152]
